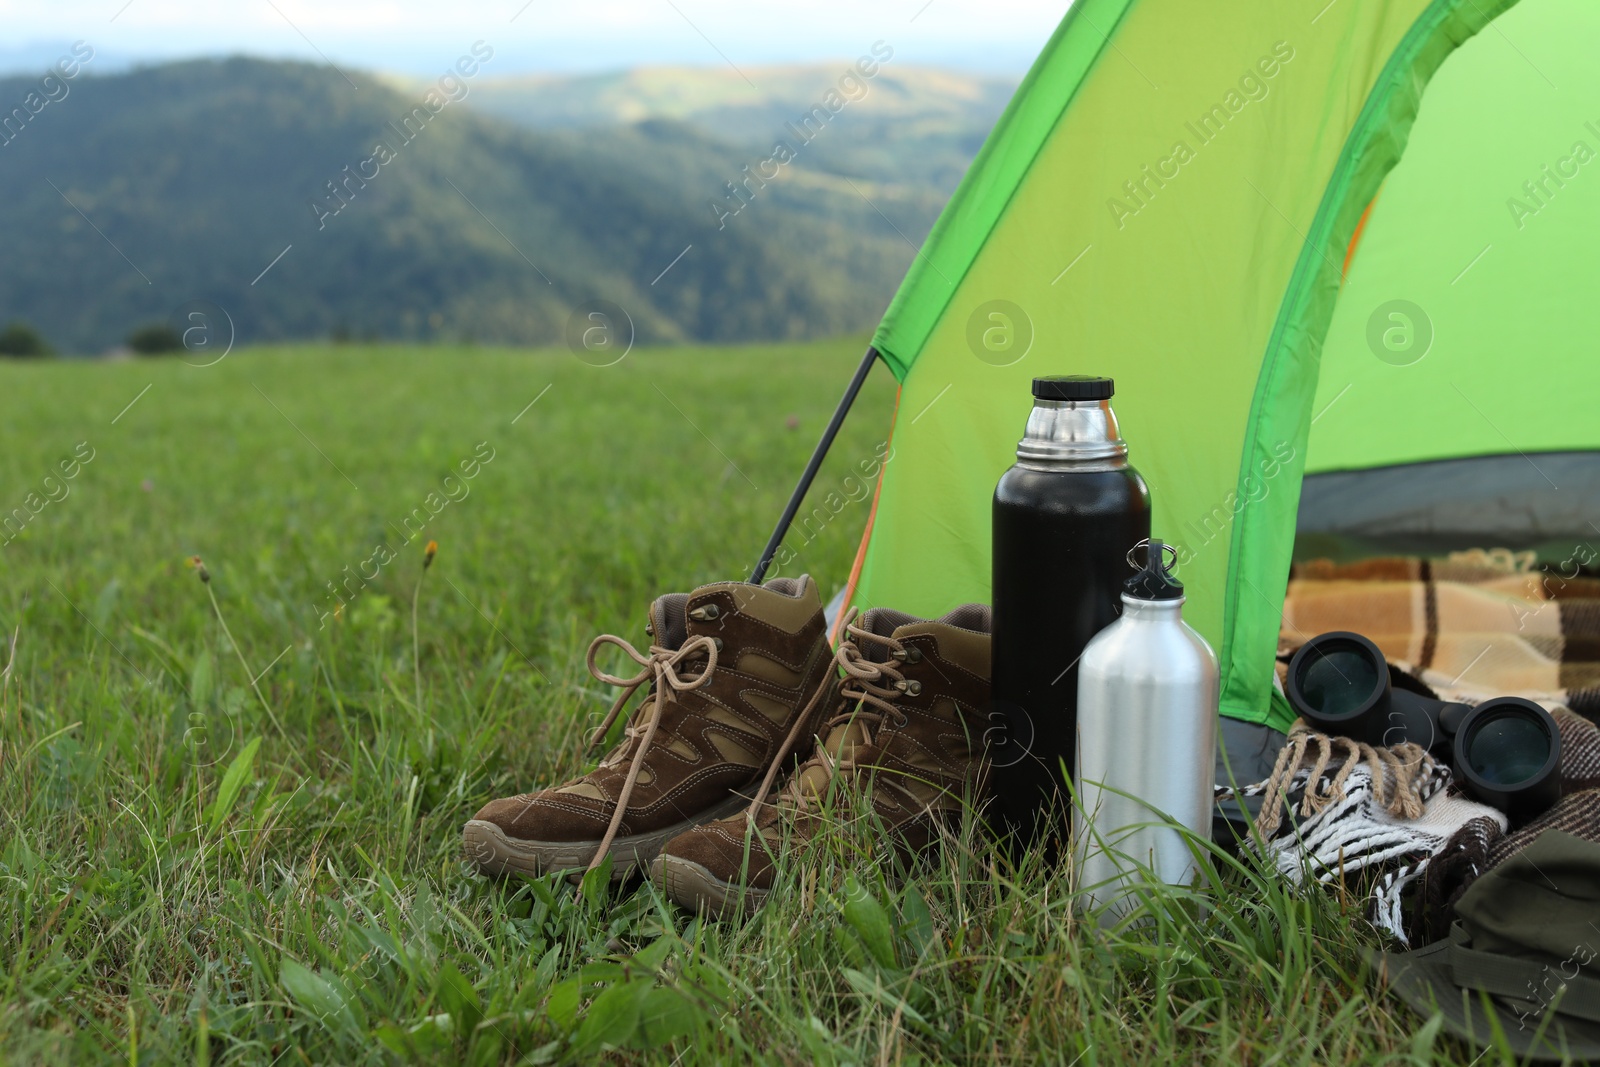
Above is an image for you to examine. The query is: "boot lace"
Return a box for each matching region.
[583,631,719,871]
[742,607,916,821]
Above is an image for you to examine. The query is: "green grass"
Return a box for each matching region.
[0,341,1499,1065]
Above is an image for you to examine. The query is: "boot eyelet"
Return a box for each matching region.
[893,712,910,729]
[689,603,721,621]
[900,679,922,697]
[892,647,923,664]
[712,637,724,650]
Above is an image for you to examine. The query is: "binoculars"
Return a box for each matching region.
[1285,632,1562,818]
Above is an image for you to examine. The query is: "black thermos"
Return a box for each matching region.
[991,375,1151,849]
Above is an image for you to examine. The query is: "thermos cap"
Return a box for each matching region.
[1016,375,1127,463]
[1032,375,1114,402]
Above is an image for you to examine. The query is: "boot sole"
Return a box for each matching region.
[462,793,748,883]
[649,854,770,918]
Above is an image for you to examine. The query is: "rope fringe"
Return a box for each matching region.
[1252,721,1433,839]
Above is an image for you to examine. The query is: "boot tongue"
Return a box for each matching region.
[792,607,921,797]
[647,593,691,650]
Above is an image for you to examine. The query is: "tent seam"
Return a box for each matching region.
[1218,0,1523,729]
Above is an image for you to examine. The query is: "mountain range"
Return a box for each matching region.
[0,54,1011,353]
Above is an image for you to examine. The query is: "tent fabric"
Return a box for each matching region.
[846,0,1600,730]
[1308,0,1600,477]
[1298,454,1600,552]
[869,0,1139,383]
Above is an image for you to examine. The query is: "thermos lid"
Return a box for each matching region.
[1125,539,1184,600]
[1032,375,1114,401]
[1015,375,1127,463]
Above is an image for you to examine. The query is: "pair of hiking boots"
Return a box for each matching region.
[461,574,991,916]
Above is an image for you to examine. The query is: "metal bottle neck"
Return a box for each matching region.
[1119,594,1186,618]
[1015,398,1129,466]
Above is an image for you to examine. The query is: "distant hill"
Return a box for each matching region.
[459,64,1014,194]
[0,57,1011,354]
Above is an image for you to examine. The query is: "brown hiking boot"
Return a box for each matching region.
[650,603,992,917]
[463,575,836,881]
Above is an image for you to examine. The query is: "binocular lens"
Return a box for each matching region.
[1296,645,1382,719]
[1285,632,1563,820]
[1465,714,1552,786]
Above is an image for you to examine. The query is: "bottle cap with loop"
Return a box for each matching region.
[1123,538,1183,601]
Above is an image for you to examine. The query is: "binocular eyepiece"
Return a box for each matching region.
[1285,632,1562,819]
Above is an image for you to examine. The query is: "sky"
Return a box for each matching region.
[0,0,1063,77]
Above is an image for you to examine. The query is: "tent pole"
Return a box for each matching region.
[749,345,881,584]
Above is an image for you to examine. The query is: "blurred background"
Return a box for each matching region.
[0,0,1057,355]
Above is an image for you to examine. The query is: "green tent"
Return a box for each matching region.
[768,0,1600,732]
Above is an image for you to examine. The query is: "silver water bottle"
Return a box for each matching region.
[1074,538,1218,917]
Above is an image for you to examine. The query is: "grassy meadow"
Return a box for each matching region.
[0,341,1500,1065]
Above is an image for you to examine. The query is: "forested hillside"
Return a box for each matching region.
[0,56,1008,353]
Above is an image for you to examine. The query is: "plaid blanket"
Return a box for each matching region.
[1281,547,1600,717]
[1264,549,1600,944]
